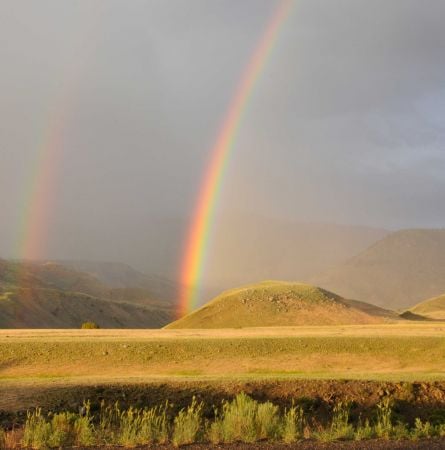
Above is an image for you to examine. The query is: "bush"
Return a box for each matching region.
[74,402,95,446]
[22,409,52,449]
[315,402,354,442]
[48,412,77,447]
[139,404,170,444]
[13,393,445,447]
[282,404,305,443]
[172,397,203,447]
[375,397,393,439]
[81,321,100,329]
[209,393,280,444]
[354,418,373,440]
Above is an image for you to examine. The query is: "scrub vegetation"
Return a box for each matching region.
[3,394,445,448]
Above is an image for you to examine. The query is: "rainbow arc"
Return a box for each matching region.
[179,0,294,316]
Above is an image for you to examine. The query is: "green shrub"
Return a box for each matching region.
[172,397,203,447]
[209,393,280,444]
[215,393,259,443]
[48,412,76,447]
[139,404,170,444]
[282,404,305,443]
[257,401,280,440]
[22,409,52,449]
[391,421,410,440]
[74,402,95,446]
[315,402,354,442]
[375,398,393,439]
[411,418,435,440]
[81,321,100,329]
[118,406,141,446]
[354,418,373,440]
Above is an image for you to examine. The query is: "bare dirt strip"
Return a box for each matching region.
[71,439,445,449]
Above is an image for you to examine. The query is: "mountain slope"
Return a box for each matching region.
[57,260,178,302]
[0,288,171,328]
[312,229,445,309]
[203,217,388,294]
[166,281,394,329]
[0,259,174,328]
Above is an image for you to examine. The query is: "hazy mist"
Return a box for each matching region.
[1,0,444,283]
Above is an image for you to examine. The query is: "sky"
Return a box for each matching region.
[1,0,445,275]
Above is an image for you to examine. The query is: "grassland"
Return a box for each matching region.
[2,323,445,382]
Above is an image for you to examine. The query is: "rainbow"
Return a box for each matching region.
[178,0,294,317]
[14,8,102,264]
[16,115,65,261]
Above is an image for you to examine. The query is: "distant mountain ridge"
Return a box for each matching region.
[312,229,445,309]
[201,216,389,297]
[56,260,178,303]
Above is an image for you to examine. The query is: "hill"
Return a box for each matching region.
[312,229,445,309]
[166,281,395,329]
[0,288,171,328]
[0,259,174,328]
[408,293,445,320]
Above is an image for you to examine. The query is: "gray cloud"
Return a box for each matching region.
[0,0,444,270]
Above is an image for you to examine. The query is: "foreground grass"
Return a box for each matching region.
[2,325,445,381]
[3,393,445,448]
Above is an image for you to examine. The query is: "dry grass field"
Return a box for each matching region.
[2,323,445,383]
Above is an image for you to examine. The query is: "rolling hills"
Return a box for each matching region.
[166,281,396,329]
[0,259,174,328]
[407,293,445,320]
[312,229,445,309]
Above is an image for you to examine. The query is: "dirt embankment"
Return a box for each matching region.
[3,379,445,428]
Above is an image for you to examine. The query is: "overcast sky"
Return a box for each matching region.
[1,0,445,270]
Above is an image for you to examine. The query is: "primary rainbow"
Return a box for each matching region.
[178,0,294,317]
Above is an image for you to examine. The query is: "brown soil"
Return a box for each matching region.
[3,379,445,429]
[75,439,445,449]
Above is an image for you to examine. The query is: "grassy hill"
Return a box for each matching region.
[0,259,174,328]
[312,229,445,310]
[166,281,395,329]
[408,293,445,320]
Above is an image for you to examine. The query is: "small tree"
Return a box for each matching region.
[81,321,100,329]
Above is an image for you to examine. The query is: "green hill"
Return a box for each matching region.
[408,293,445,320]
[166,281,395,329]
[312,229,445,309]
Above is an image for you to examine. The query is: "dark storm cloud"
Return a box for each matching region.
[0,0,444,269]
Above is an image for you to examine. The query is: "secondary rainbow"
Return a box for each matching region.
[179,0,294,316]
[16,114,65,262]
